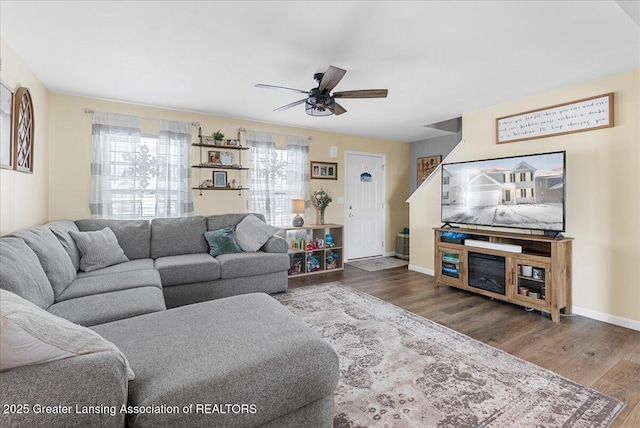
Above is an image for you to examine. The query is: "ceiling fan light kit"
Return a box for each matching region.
[305,92,335,117]
[255,65,388,117]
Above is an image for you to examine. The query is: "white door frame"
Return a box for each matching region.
[344,150,386,262]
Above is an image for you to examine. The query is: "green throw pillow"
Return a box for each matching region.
[204,226,242,257]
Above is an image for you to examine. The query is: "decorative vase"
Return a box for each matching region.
[319,209,325,225]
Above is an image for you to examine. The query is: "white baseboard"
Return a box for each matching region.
[408,264,434,276]
[345,252,396,263]
[572,305,640,331]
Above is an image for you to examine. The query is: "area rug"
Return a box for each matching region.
[274,283,625,428]
[346,256,409,272]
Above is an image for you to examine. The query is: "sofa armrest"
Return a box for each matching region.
[260,234,288,253]
[0,351,128,428]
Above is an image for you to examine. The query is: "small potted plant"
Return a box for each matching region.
[212,130,224,145]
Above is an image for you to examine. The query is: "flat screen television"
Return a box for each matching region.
[441,151,566,233]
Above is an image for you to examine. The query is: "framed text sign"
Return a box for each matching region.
[496,93,613,144]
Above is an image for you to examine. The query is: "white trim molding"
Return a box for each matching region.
[408,264,434,276]
[572,305,640,332]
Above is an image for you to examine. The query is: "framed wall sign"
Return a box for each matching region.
[496,93,613,144]
[310,161,338,180]
[417,155,442,187]
[0,81,13,169]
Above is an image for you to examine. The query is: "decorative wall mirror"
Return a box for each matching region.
[12,87,34,173]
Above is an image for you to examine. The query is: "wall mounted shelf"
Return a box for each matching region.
[192,131,249,196]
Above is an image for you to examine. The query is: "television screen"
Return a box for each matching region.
[441,151,566,232]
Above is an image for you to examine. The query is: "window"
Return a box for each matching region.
[443,176,450,185]
[519,188,532,198]
[246,131,309,226]
[90,112,193,219]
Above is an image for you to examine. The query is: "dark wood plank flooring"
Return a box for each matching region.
[288,264,640,427]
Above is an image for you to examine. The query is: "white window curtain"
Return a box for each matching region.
[90,112,193,219]
[246,131,310,226]
[157,120,194,217]
[286,135,310,219]
[246,130,277,223]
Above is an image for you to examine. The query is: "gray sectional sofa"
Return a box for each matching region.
[0,213,339,427]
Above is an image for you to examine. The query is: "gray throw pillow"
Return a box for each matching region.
[204,226,242,257]
[260,235,289,253]
[234,214,280,252]
[69,227,129,272]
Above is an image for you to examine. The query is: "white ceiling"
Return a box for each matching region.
[1,1,638,143]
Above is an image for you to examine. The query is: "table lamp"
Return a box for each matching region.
[292,199,305,227]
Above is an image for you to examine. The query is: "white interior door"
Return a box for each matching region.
[345,152,385,260]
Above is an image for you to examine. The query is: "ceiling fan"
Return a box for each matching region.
[255,65,388,117]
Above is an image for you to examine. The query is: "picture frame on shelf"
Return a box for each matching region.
[208,150,221,164]
[0,81,13,170]
[220,151,234,166]
[213,171,227,188]
[310,161,338,180]
[200,135,216,145]
[225,139,239,146]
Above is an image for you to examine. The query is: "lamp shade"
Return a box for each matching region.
[305,96,335,117]
[292,199,305,214]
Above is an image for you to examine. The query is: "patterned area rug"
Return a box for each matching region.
[346,257,409,272]
[274,283,625,428]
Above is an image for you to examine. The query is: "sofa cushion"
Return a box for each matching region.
[0,237,54,309]
[217,252,290,279]
[11,226,77,298]
[151,216,208,259]
[75,219,151,260]
[0,289,134,380]
[234,214,280,252]
[76,259,155,279]
[49,287,166,327]
[58,270,162,301]
[260,235,289,253]
[92,293,339,427]
[154,254,221,287]
[46,220,81,271]
[206,213,266,231]
[204,226,242,257]
[70,227,129,272]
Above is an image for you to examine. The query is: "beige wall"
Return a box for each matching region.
[0,39,50,235]
[409,69,640,325]
[47,94,410,254]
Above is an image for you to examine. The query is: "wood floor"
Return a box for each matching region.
[288,264,640,427]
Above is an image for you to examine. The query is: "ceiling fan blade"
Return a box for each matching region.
[333,89,388,98]
[332,102,347,116]
[273,98,307,112]
[318,66,346,93]
[255,84,310,95]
